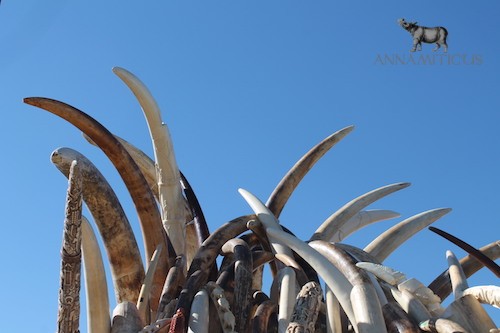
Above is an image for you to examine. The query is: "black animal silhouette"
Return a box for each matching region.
[398,18,448,52]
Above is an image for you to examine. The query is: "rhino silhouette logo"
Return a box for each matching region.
[398,18,448,53]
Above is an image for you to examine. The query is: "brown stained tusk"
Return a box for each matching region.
[247,219,279,277]
[221,239,253,333]
[111,302,144,333]
[24,97,169,309]
[157,256,185,320]
[429,226,500,278]
[364,208,451,262]
[382,301,420,333]
[274,253,309,288]
[429,241,500,300]
[81,217,111,333]
[311,182,411,242]
[252,300,277,333]
[286,281,323,333]
[266,126,354,218]
[309,241,387,333]
[57,160,83,333]
[52,147,145,303]
[419,318,469,333]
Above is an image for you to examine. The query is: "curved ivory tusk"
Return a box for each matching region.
[52,147,145,303]
[355,262,406,286]
[419,318,470,333]
[58,160,83,333]
[330,209,400,243]
[239,188,294,258]
[286,281,323,333]
[276,267,297,333]
[264,228,358,331]
[266,126,354,217]
[463,285,500,308]
[364,208,451,262]
[429,226,500,278]
[24,97,168,309]
[325,285,342,333]
[311,182,410,241]
[113,67,186,258]
[111,302,144,333]
[188,289,209,333]
[137,245,163,324]
[81,217,111,333]
[429,241,500,300]
[309,241,387,333]
[446,250,469,300]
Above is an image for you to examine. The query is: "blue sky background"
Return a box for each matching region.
[0,1,498,331]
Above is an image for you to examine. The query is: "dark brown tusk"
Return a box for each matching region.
[252,300,278,333]
[382,301,420,333]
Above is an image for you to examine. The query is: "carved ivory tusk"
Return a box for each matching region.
[364,208,451,262]
[239,188,293,258]
[266,125,354,217]
[309,241,387,333]
[330,209,400,243]
[24,97,168,309]
[81,217,111,333]
[311,182,411,241]
[446,250,469,300]
[463,285,500,308]
[58,160,83,333]
[205,282,237,333]
[52,147,145,304]
[113,67,186,258]
[264,228,359,331]
[188,289,209,333]
[355,262,406,286]
[286,281,323,333]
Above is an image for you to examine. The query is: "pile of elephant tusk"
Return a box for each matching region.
[26,67,499,333]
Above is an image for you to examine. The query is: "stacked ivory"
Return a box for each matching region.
[26,68,499,333]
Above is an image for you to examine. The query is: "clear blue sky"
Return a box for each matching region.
[1,1,498,331]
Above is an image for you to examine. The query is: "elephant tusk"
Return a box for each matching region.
[381,302,420,332]
[390,288,432,323]
[355,262,406,286]
[113,67,186,259]
[24,97,169,309]
[311,182,410,242]
[442,294,496,332]
[187,289,209,333]
[137,245,163,324]
[325,285,342,333]
[81,217,111,333]
[266,125,354,217]
[428,240,500,300]
[205,282,237,333]
[286,281,323,333]
[419,318,470,333]
[111,302,144,333]
[157,256,185,320]
[264,228,358,331]
[252,299,277,333]
[429,226,500,278]
[330,209,400,243]
[52,147,145,304]
[309,241,387,333]
[446,250,469,300]
[57,160,83,333]
[221,239,253,333]
[364,208,451,262]
[275,267,297,333]
[239,188,294,257]
[463,285,500,308]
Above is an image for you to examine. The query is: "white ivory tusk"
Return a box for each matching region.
[463,285,500,308]
[355,262,406,286]
[443,294,496,332]
[277,267,297,333]
[446,250,469,300]
[364,208,451,262]
[325,285,342,333]
[113,67,186,258]
[238,188,293,257]
[311,182,410,241]
[82,217,111,333]
[391,288,432,323]
[188,289,209,333]
[264,228,358,331]
[111,302,144,333]
[137,244,163,323]
[330,209,400,243]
